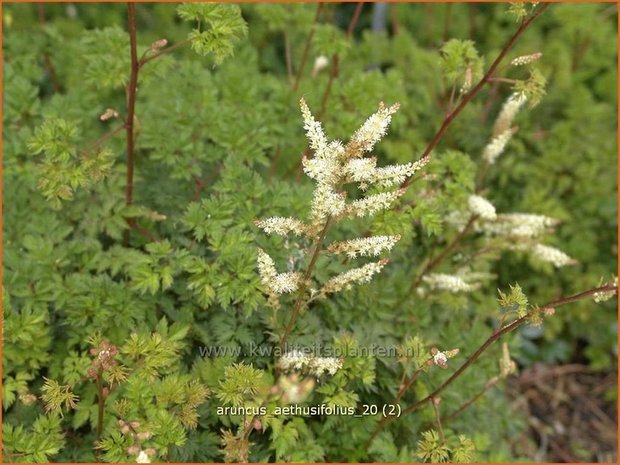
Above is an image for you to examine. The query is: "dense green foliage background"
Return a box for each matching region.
[2,2,617,462]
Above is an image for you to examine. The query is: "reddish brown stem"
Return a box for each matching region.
[367,282,617,446]
[401,3,551,190]
[191,175,207,202]
[347,2,364,39]
[293,3,324,91]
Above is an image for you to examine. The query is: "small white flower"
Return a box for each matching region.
[136,451,150,464]
[433,351,448,367]
[468,195,496,220]
[532,244,576,267]
[431,347,459,369]
[311,55,330,77]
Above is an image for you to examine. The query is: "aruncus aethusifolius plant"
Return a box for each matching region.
[256,99,428,351]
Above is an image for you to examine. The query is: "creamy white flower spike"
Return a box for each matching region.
[256,99,425,305]
[344,157,428,190]
[278,350,343,376]
[493,92,527,136]
[346,189,406,218]
[347,102,400,155]
[320,259,389,295]
[423,273,479,293]
[327,235,401,258]
[480,213,559,238]
[511,52,542,66]
[256,248,302,294]
[482,129,514,165]
[311,183,346,222]
[254,217,308,236]
[532,244,576,267]
[468,194,497,220]
[300,98,329,157]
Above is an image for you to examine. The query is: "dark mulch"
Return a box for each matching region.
[508,363,617,462]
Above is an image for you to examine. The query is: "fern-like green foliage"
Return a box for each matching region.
[177,3,248,64]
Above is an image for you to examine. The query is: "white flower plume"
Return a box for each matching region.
[347,102,400,155]
[254,217,308,236]
[480,213,559,238]
[278,350,342,376]
[468,194,496,220]
[320,259,389,295]
[532,244,576,267]
[257,248,302,294]
[327,235,401,258]
[346,189,406,218]
[300,98,329,158]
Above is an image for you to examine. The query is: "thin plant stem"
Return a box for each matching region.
[80,124,125,157]
[431,396,445,444]
[394,357,433,404]
[347,2,365,38]
[95,369,105,441]
[139,38,192,67]
[394,215,477,311]
[401,3,551,190]
[293,3,324,91]
[284,31,294,86]
[366,282,617,446]
[318,3,364,118]
[487,76,519,84]
[442,376,499,424]
[279,217,332,352]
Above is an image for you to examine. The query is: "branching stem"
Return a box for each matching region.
[367,282,617,446]
[279,217,332,352]
[293,3,324,91]
[401,3,551,190]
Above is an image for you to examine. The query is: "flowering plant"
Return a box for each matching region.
[2,2,616,463]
